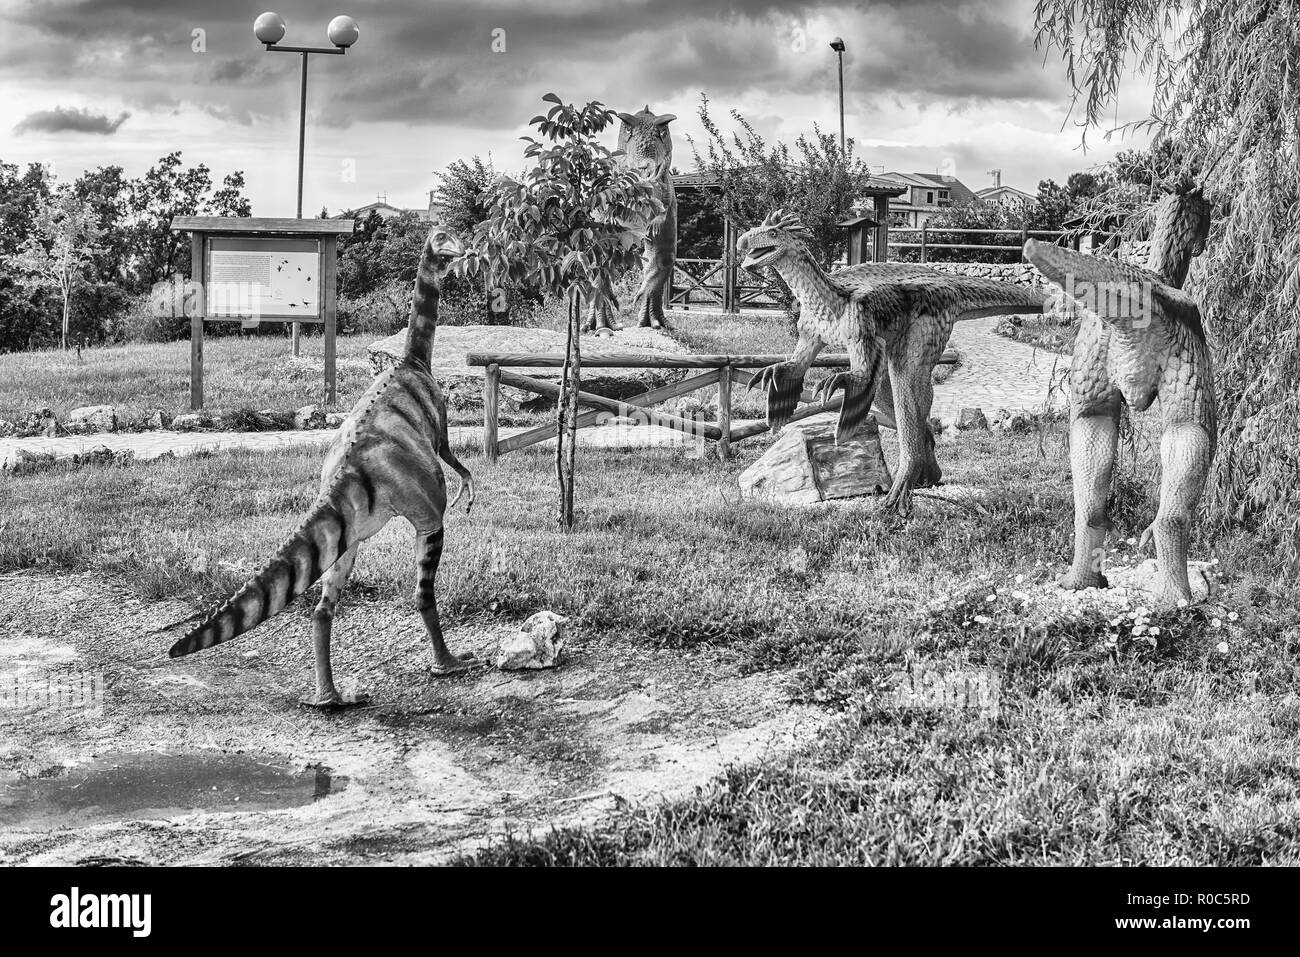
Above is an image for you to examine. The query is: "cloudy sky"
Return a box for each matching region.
[0,0,1158,215]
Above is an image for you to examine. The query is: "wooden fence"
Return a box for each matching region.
[467,351,955,462]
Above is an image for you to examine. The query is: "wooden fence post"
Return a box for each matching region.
[189,231,205,411]
[920,225,928,264]
[716,363,732,461]
[724,217,738,314]
[484,362,500,463]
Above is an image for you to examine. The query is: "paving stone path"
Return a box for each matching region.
[1,318,1067,468]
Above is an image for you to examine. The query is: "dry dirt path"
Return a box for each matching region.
[0,568,826,865]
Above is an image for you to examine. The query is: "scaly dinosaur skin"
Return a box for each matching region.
[736,211,1047,514]
[166,226,478,707]
[587,105,677,333]
[1024,191,1214,607]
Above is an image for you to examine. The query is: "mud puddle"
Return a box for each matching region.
[0,752,345,828]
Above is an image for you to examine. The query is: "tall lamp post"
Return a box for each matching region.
[830,37,846,154]
[254,11,359,354]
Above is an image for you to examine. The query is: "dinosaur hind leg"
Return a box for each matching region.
[304,544,366,708]
[882,367,941,515]
[1060,400,1121,590]
[415,528,478,676]
[1144,422,1213,606]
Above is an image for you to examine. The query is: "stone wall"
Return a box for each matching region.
[921,261,1048,289]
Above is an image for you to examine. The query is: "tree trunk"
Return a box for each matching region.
[61,290,70,351]
[556,287,582,528]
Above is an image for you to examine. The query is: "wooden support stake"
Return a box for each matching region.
[484,362,500,463]
[921,225,928,264]
[189,231,205,411]
[322,235,337,407]
[717,363,732,460]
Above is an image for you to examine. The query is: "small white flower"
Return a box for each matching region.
[1228,612,1239,622]
[1177,598,1189,608]
[1126,537,1137,546]
[1132,625,1147,635]
[1015,574,1025,584]
[986,594,996,602]
[973,615,991,625]
[1216,641,1229,654]
[1211,618,1222,628]
[1149,626,1160,636]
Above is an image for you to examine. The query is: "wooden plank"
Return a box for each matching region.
[498,369,722,456]
[170,216,355,235]
[189,232,205,411]
[717,363,732,460]
[497,370,722,442]
[465,351,955,369]
[484,363,500,463]
[322,236,336,404]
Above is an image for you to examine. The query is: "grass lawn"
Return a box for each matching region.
[0,333,379,426]
[3,422,1299,864]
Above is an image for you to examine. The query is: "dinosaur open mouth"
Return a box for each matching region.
[741,243,780,271]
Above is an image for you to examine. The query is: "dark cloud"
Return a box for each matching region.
[14,106,130,135]
[2,1,1060,134]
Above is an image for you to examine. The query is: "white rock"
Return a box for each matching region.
[67,405,117,433]
[495,611,570,670]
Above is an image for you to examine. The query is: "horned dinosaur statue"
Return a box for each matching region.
[588,105,677,334]
[1024,189,1214,606]
[166,225,478,707]
[736,210,1046,514]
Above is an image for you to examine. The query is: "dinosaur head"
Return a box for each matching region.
[424,225,463,283]
[616,105,676,180]
[737,210,811,274]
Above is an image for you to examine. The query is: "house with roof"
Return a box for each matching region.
[976,184,1036,208]
[878,172,979,227]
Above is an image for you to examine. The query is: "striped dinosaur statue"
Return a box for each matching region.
[166,225,478,706]
[736,210,1047,515]
[1024,190,1214,606]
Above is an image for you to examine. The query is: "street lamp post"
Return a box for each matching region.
[254,11,359,354]
[830,37,846,154]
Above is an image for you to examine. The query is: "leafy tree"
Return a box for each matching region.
[432,155,496,235]
[686,94,878,268]
[459,95,661,528]
[1036,0,1300,546]
[12,188,103,349]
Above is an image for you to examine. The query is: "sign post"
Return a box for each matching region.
[169,217,354,411]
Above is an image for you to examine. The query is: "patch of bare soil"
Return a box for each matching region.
[0,570,824,865]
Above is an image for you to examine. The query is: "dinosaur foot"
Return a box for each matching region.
[639,316,670,331]
[881,482,914,518]
[299,688,371,709]
[429,651,486,678]
[1058,570,1108,591]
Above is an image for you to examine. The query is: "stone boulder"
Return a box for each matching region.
[956,407,989,431]
[67,405,117,433]
[293,405,326,430]
[25,408,58,437]
[325,412,347,428]
[170,412,210,431]
[495,611,570,670]
[739,416,892,506]
[1110,559,1219,604]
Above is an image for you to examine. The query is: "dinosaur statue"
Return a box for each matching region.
[588,105,677,333]
[737,210,1046,514]
[166,225,478,707]
[1024,189,1214,606]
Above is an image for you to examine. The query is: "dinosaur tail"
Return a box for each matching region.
[952,278,1049,321]
[168,467,376,658]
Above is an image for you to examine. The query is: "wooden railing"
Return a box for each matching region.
[466,351,955,462]
[888,227,1078,262]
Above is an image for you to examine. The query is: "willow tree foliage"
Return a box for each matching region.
[1035,0,1300,561]
[459,96,660,528]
